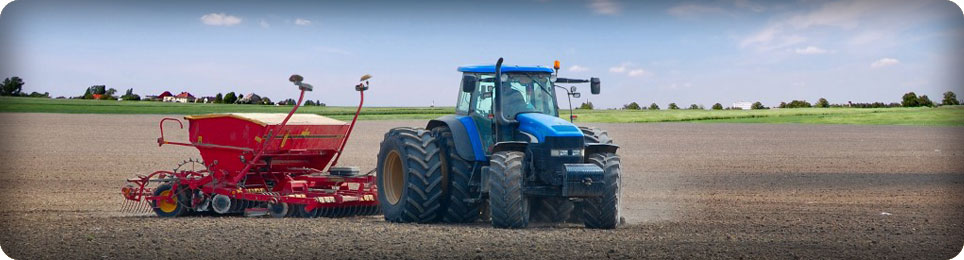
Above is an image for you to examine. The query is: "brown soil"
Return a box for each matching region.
[1,113,962,259]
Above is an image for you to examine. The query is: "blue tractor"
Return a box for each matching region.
[376,58,620,229]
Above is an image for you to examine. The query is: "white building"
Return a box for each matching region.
[731,101,754,110]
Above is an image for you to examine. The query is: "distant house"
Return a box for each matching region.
[197,96,216,103]
[238,93,262,104]
[158,91,173,99]
[731,102,753,110]
[164,92,195,103]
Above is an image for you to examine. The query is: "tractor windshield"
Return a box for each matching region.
[501,72,557,119]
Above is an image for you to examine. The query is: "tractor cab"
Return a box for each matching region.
[455,65,560,150]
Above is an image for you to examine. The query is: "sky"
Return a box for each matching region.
[1,0,962,108]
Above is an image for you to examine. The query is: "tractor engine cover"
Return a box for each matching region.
[561,163,605,197]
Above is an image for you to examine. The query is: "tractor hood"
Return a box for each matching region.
[516,113,584,143]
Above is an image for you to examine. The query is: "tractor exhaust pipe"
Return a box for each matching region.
[493,57,504,140]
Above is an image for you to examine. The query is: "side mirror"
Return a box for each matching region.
[462,75,477,93]
[572,92,581,98]
[590,77,600,95]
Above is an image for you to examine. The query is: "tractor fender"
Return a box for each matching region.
[427,115,485,161]
[585,143,619,155]
[492,141,528,154]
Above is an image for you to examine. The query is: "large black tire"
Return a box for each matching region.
[579,126,613,144]
[571,126,615,223]
[152,184,189,217]
[376,127,445,223]
[433,127,482,223]
[488,151,529,229]
[582,152,621,229]
[530,197,574,223]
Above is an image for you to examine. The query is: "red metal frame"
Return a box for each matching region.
[123,78,376,216]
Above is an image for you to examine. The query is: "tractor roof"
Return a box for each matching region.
[457,65,554,73]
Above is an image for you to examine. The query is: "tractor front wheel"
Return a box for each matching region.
[376,127,445,223]
[582,152,621,229]
[152,184,189,217]
[488,151,529,229]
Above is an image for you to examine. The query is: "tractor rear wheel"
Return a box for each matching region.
[376,127,445,223]
[152,184,188,217]
[530,197,574,224]
[582,152,621,229]
[488,151,529,229]
[433,126,482,223]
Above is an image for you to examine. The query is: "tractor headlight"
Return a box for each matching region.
[551,149,584,157]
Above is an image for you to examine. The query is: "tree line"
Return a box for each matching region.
[610,91,961,110]
[0,76,325,106]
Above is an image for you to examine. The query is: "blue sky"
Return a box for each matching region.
[1,0,962,108]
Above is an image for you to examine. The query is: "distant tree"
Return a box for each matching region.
[901,92,920,107]
[578,101,594,110]
[785,100,812,108]
[712,103,723,110]
[918,95,935,107]
[1,77,25,96]
[623,102,641,110]
[214,93,223,104]
[668,103,679,110]
[816,98,829,108]
[27,92,49,98]
[238,94,244,101]
[751,101,766,110]
[224,92,238,104]
[304,100,315,106]
[281,98,297,105]
[261,97,273,105]
[942,91,960,106]
[688,104,700,110]
[778,102,787,108]
[649,103,660,110]
[120,88,140,101]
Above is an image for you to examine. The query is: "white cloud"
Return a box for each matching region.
[568,65,589,72]
[668,0,765,18]
[733,0,766,12]
[738,0,926,52]
[794,46,828,55]
[870,58,899,68]
[259,19,270,28]
[740,24,780,48]
[609,63,628,73]
[609,63,652,77]
[627,69,650,77]
[667,4,727,18]
[200,13,242,26]
[294,18,312,26]
[589,0,620,15]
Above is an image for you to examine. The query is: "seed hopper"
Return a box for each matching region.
[121,74,378,218]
